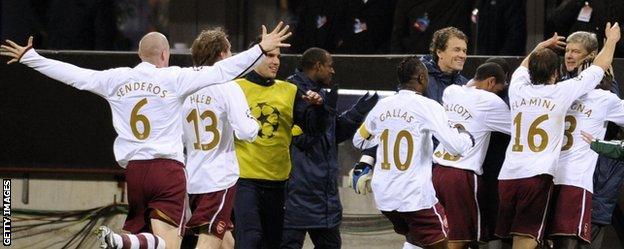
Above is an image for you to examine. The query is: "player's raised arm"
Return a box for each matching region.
[177,22,292,96]
[556,23,620,104]
[426,103,474,155]
[593,22,620,71]
[225,82,259,141]
[519,33,566,69]
[1,36,115,96]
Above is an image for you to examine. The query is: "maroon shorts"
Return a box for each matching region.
[433,164,484,242]
[547,185,592,242]
[382,203,449,247]
[123,159,187,234]
[495,174,553,242]
[186,184,237,239]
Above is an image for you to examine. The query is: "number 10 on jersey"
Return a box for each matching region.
[379,129,414,171]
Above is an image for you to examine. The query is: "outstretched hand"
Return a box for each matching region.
[0,36,33,64]
[258,21,292,53]
[581,131,596,144]
[353,91,379,114]
[521,32,566,68]
[605,22,621,43]
[537,32,566,51]
[302,90,323,106]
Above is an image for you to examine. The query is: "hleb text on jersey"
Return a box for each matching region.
[189,94,212,105]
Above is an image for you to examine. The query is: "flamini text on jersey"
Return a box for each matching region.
[511,97,557,111]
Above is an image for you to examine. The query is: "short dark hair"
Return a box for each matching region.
[190,27,229,66]
[485,57,511,82]
[528,48,560,85]
[300,47,329,70]
[475,62,506,85]
[397,56,427,85]
[248,35,263,49]
[429,27,468,62]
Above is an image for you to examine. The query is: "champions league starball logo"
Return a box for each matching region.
[250,102,280,139]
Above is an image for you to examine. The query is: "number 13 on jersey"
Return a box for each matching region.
[186,109,220,151]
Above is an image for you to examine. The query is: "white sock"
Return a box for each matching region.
[111,233,123,249]
[117,233,166,249]
[402,241,423,249]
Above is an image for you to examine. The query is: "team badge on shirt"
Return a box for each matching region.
[251,102,280,139]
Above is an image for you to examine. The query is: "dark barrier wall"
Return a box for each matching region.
[0,51,622,170]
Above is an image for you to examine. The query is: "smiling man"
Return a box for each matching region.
[356,27,470,188]
[563,31,599,78]
[232,41,327,249]
[422,27,470,103]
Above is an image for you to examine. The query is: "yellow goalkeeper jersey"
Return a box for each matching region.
[234,78,297,181]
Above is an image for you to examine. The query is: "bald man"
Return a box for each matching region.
[138,32,172,68]
[1,23,292,249]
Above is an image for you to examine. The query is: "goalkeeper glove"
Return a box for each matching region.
[348,155,374,195]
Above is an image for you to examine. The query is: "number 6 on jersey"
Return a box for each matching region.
[130,98,151,140]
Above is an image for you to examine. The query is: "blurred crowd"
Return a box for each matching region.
[3,0,624,56]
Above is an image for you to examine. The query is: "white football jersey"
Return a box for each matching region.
[353,90,473,212]
[499,66,604,180]
[556,89,624,192]
[433,85,510,175]
[184,82,259,194]
[19,47,264,167]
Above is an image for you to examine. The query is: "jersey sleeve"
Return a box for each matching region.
[509,66,531,91]
[557,65,605,105]
[225,82,259,141]
[606,92,624,126]
[353,108,378,150]
[424,101,473,155]
[175,45,264,96]
[19,49,119,97]
[590,139,624,161]
[483,95,512,134]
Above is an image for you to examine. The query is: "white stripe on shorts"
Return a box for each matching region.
[208,188,228,234]
[537,184,553,240]
[179,169,189,237]
[577,189,587,238]
[473,174,482,241]
[433,204,448,237]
